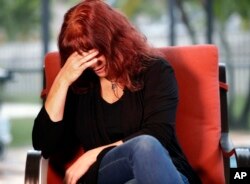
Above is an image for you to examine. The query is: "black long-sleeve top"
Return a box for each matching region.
[32,58,201,184]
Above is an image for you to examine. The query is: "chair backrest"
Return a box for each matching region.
[159,45,224,184]
[42,44,225,184]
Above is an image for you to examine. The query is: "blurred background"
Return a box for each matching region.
[0,0,249,183]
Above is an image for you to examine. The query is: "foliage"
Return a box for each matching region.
[0,0,40,41]
[113,0,166,21]
[1,0,248,42]
[234,0,250,29]
[213,0,236,24]
[193,0,250,29]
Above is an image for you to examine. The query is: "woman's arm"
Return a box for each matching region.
[64,140,123,184]
[45,50,99,122]
[32,50,99,157]
[123,58,179,146]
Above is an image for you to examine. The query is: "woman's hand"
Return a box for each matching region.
[58,49,99,86]
[64,148,99,184]
[64,141,123,184]
[44,49,98,122]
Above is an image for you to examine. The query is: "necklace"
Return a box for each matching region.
[111,82,117,90]
[111,81,120,98]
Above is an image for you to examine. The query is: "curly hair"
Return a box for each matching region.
[58,0,159,93]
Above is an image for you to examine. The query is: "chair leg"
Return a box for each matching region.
[235,147,250,167]
[223,157,230,184]
[24,150,48,184]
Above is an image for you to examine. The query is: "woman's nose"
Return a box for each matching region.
[96,60,102,66]
[91,59,102,68]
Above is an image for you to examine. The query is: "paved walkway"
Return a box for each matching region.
[0,146,32,184]
[0,103,41,119]
[0,103,40,184]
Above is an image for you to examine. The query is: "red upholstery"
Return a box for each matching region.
[42,45,224,184]
[41,52,61,99]
[159,45,224,184]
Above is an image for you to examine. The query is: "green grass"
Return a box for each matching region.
[230,95,246,118]
[2,94,41,104]
[229,95,250,128]
[9,118,34,147]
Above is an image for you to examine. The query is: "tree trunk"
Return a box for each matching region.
[175,0,197,44]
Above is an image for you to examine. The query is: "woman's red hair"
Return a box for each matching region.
[58,0,159,92]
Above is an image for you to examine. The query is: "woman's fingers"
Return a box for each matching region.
[79,49,97,57]
[80,57,98,69]
[77,49,99,65]
[67,49,98,64]
[64,161,89,184]
[59,49,99,85]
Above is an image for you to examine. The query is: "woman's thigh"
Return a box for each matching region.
[98,135,188,184]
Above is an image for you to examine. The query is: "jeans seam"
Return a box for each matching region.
[99,157,129,173]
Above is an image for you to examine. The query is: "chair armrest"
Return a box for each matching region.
[220,132,235,157]
[235,147,250,167]
[24,150,48,184]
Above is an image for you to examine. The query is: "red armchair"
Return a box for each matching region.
[25,45,248,184]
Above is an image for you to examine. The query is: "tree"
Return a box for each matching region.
[233,0,250,128]
[178,0,250,129]
[235,0,250,29]
[213,0,250,128]
[0,0,40,41]
[122,0,250,128]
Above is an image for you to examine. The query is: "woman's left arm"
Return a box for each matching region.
[64,140,123,184]
[123,58,179,147]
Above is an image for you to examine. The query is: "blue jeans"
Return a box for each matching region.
[98,135,189,184]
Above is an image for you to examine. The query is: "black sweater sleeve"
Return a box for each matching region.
[123,58,179,147]
[32,89,79,158]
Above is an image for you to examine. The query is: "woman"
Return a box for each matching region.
[32,0,201,184]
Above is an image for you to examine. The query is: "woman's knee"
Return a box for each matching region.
[132,135,164,154]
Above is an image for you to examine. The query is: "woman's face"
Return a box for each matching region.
[90,54,108,78]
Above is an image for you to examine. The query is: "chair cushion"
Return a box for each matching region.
[41,52,61,99]
[159,45,224,184]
